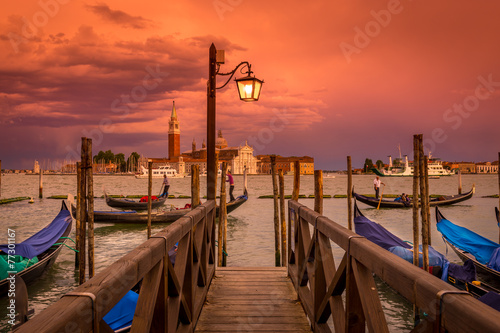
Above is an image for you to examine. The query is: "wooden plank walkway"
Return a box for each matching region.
[195,267,312,332]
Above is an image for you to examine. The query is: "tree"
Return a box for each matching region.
[364,158,374,172]
[127,152,140,172]
[376,160,384,169]
[115,153,126,172]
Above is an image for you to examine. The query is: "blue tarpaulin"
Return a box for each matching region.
[437,217,500,267]
[354,213,411,251]
[0,203,72,259]
[103,290,138,330]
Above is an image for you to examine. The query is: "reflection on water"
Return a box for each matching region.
[0,174,497,331]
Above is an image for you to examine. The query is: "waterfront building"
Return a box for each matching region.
[476,161,499,174]
[256,155,315,175]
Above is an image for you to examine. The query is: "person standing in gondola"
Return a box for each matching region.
[226,170,235,202]
[373,176,384,199]
[161,174,170,197]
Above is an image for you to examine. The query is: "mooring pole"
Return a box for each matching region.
[75,161,81,269]
[458,169,462,194]
[0,160,2,198]
[219,162,228,266]
[314,170,323,215]
[412,134,421,324]
[191,164,200,209]
[271,155,280,267]
[79,137,88,285]
[147,161,152,239]
[39,168,43,199]
[498,152,500,244]
[419,137,429,273]
[278,169,286,267]
[347,156,353,230]
[87,139,95,278]
[292,160,300,202]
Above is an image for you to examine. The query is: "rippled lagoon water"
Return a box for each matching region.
[0,173,498,331]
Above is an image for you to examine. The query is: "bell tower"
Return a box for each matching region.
[168,101,180,159]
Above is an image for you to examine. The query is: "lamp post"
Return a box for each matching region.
[207,43,263,200]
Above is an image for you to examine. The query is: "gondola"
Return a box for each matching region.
[353,185,474,209]
[77,189,248,224]
[436,207,500,290]
[0,201,72,295]
[104,191,167,210]
[354,201,500,306]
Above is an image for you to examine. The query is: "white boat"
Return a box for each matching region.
[373,155,454,177]
[135,165,185,179]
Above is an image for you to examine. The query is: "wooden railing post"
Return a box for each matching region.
[147,161,153,239]
[191,164,200,209]
[292,160,300,201]
[270,155,280,266]
[314,170,323,215]
[347,156,353,230]
[279,170,286,267]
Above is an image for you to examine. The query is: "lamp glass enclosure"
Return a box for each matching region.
[235,76,263,102]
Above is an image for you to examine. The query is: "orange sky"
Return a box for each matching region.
[1,1,500,169]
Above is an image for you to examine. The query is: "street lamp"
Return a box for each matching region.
[207,43,263,200]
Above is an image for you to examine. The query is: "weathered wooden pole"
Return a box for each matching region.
[79,137,88,285]
[314,170,323,215]
[412,134,421,323]
[498,152,500,244]
[0,160,2,198]
[39,168,43,198]
[292,160,300,201]
[270,155,280,267]
[75,162,81,269]
[191,164,200,209]
[86,139,95,278]
[278,169,286,267]
[412,135,420,268]
[219,162,228,266]
[243,165,248,192]
[147,161,152,239]
[424,155,431,246]
[458,169,462,194]
[419,137,429,273]
[214,152,219,197]
[347,156,353,230]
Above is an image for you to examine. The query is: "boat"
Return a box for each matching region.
[104,191,167,211]
[135,165,185,179]
[0,201,72,295]
[354,202,500,304]
[352,185,474,209]
[76,190,248,224]
[435,207,500,290]
[372,154,455,177]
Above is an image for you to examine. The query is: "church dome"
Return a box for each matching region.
[215,130,228,149]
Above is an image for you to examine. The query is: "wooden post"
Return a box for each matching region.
[214,152,219,198]
[86,139,95,278]
[79,138,87,285]
[191,165,200,209]
[147,161,152,239]
[347,156,353,230]
[419,138,429,273]
[75,162,81,269]
[271,155,280,267]
[458,169,462,194]
[292,161,300,201]
[243,165,248,192]
[219,162,228,266]
[314,170,323,215]
[424,155,431,246]
[278,170,286,267]
[498,152,500,244]
[412,135,420,268]
[0,160,2,198]
[39,168,43,199]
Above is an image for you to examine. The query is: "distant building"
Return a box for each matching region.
[457,162,476,174]
[476,161,498,174]
[256,155,315,175]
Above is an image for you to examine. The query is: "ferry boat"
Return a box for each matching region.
[135,165,185,179]
[372,155,455,177]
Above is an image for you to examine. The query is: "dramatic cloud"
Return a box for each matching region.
[86,3,152,29]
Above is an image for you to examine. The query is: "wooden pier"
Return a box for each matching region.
[195,267,311,332]
[13,199,500,332]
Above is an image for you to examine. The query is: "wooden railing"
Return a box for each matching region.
[16,200,217,333]
[287,200,500,332]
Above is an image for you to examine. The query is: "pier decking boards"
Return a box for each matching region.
[195,267,312,332]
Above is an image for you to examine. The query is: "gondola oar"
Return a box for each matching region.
[377,184,385,210]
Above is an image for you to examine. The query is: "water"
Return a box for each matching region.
[0,173,498,331]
